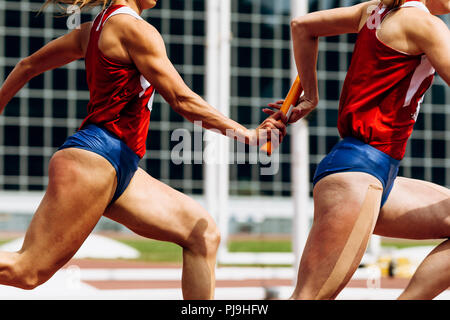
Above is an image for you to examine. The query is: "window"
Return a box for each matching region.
[0,0,448,193]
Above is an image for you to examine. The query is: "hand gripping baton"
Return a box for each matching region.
[260,76,303,155]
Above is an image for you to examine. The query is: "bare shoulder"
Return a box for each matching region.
[98,13,165,63]
[104,14,163,49]
[358,0,384,29]
[396,8,450,82]
[397,7,448,39]
[361,0,383,13]
[359,0,383,18]
[376,7,449,55]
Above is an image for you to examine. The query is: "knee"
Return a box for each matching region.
[445,215,450,237]
[184,219,221,257]
[206,225,221,253]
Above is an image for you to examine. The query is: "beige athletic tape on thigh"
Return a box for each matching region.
[315,184,383,299]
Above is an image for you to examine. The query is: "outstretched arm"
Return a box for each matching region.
[0,22,92,113]
[119,17,286,145]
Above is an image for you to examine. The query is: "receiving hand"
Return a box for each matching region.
[263,96,318,124]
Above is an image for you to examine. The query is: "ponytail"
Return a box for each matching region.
[380,0,407,9]
[41,0,111,12]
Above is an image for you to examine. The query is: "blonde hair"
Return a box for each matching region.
[380,0,407,9]
[41,0,111,12]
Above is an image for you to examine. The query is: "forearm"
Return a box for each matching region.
[0,58,34,113]
[289,2,377,102]
[174,93,250,142]
[291,19,319,103]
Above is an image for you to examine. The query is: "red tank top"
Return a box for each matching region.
[338,0,435,160]
[81,5,155,158]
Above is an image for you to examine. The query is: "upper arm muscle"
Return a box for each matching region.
[408,15,450,85]
[123,20,193,108]
[27,22,91,75]
[293,0,379,37]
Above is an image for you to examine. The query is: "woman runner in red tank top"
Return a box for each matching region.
[266,0,450,299]
[0,0,287,298]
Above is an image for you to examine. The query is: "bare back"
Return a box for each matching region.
[356,1,450,83]
[376,7,426,55]
[97,14,141,64]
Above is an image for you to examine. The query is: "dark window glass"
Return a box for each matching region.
[28,156,44,177]
[6,10,21,27]
[4,125,20,146]
[53,99,68,119]
[5,36,21,57]
[28,126,44,147]
[4,155,20,176]
[52,127,67,148]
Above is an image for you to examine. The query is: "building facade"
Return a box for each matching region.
[0,0,448,199]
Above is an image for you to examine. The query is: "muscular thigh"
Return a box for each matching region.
[313,172,382,216]
[20,149,117,272]
[103,168,216,246]
[311,171,383,245]
[375,177,450,239]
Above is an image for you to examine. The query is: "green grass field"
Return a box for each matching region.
[116,237,442,264]
[119,239,183,263]
[118,238,293,264]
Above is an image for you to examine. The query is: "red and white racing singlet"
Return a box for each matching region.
[338,0,435,160]
[81,5,155,158]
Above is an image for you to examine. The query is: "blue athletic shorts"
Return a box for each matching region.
[313,137,400,208]
[58,124,140,203]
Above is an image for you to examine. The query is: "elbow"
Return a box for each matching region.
[290,16,304,30]
[171,89,202,117]
[170,95,193,117]
[170,95,186,114]
[17,57,34,80]
[291,16,307,35]
[290,16,312,39]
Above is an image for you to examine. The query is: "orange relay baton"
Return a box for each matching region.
[260,75,303,155]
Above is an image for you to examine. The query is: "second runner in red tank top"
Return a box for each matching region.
[338,0,435,160]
